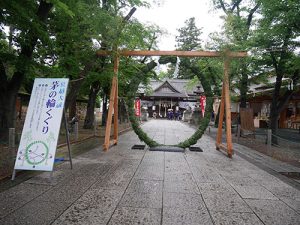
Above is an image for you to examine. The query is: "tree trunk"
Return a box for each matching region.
[269,111,279,144]
[240,70,248,108]
[101,93,108,126]
[119,99,128,124]
[0,91,17,141]
[65,61,95,109]
[68,99,77,121]
[83,83,100,129]
[0,1,53,141]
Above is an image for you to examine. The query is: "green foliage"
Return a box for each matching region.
[173,17,203,79]
[177,67,214,148]
[175,17,202,51]
[126,99,159,147]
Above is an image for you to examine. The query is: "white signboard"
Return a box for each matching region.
[14,78,69,171]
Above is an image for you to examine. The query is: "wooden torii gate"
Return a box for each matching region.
[97,50,247,158]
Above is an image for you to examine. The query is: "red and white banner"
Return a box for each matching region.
[200,95,206,117]
[135,99,141,117]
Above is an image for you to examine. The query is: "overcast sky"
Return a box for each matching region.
[134,0,224,50]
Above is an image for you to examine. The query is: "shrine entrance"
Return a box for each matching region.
[97,50,247,158]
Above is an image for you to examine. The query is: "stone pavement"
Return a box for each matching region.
[0,119,300,225]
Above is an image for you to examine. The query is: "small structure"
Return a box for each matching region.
[137,79,203,119]
[245,78,300,130]
[240,108,256,137]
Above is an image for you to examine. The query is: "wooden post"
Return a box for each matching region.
[103,76,117,151]
[103,57,119,151]
[113,57,119,144]
[215,54,234,158]
[223,55,233,157]
[216,84,225,148]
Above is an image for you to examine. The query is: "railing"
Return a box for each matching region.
[236,127,300,151]
[270,133,300,151]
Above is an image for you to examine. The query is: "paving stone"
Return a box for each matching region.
[211,211,264,225]
[164,173,199,194]
[143,151,164,163]
[192,170,225,183]
[25,170,67,186]
[108,207,161,225]
[252,176,284,189]
[37,179,93,207]
[26,163,110,186]
[165,163,190,174]
[198,182,233,193]
[126,179,163,194]
[0,199,67,225]
[2,120,300,225]
[264,184,300,200]
[232,185,278,200]
[200,184,252,213]
[0,183,51,218]
[163,192,206,211]
[164,181,199,194]
[164,172,193,181]
[222,175,258,186]
[116,150,145,160]
[115,159,141,172]
[246,199,300,225]
[119,190,162,208]
[52,188,123,225]
[162,207,213,225]
[91,164,135,191]
[280,197,300,214]
[134,165,164,180]
[91,175,131,191]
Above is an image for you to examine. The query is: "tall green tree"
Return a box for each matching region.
[174,17,203,79]
[82,1,154,128]
[254,0,300,136]
[212,0,261,108]
[0,0,56,140]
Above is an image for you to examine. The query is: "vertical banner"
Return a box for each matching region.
[135,99,141,117]
[200,95,206,117]
[14,78,69,171]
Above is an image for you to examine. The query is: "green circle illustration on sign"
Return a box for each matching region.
[25,140,49,166]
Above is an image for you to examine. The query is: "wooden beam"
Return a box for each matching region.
[113,59,119,143]
[96,50,247,58]
[224,56,233,157]
[216,143,233,158]
[103,76,117,151]
[216,83,225,148]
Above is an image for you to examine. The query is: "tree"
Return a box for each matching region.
[82,5,158,128]
[212,0,261,108]
[174,17,203,79]
[253,0,300,137]
[0,0,56,140]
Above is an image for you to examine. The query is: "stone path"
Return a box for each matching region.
[0,119,299,224]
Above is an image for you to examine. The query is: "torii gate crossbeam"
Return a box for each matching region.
[97,50,247,158]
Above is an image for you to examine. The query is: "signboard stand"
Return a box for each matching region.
[48,109,72,182]
[63,108,73,169]
[12,78,72,181]
[12,110,73,180]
